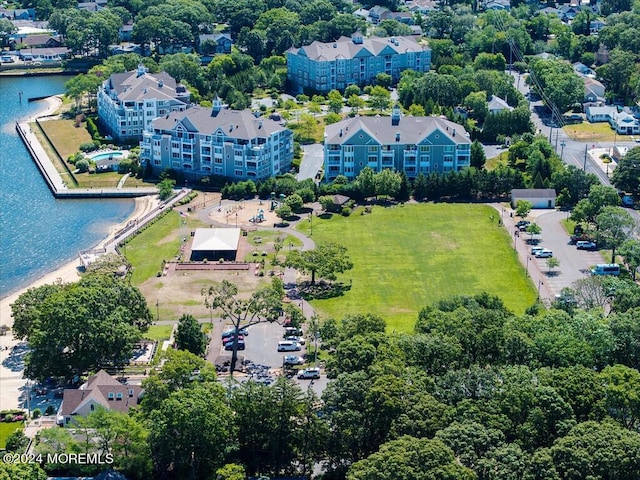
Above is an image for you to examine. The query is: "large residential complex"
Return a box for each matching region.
[286,33,431,93]
[141,100,294,181]
[97,65,190,143]
[324,107,471,181]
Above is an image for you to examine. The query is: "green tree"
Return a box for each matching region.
[348,94,365,114]
[14,274,151,381]
[148,383,236,480]
[471,140,487,170]
[375,72,392,88]
[157,178,175,200]
[612,146,640,196]
[327,89,344,115]
[546,256,560,274]
[215,464,246,480]
[397,171,410,202]
[355,166,376,199]
[275,204,293,222]
[175,313,207,356]
[515,199,533,217]
[0,18,16,47]
[285,242,353,285]
[5,430,29,453]
[374,169,401,199]
[464,91,489,123]
[0,462,47,480]
[619,239,640,281]
[570,184,621,228]
[347,436,475,480]
[201,279,283,373]
[368,86,391,112]
[596,206,635,263]
[284,193,304,213]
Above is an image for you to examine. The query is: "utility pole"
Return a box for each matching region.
[548,126,553,143]
[555,130,559,151]
[560,140,566,161]
[583,144,588,171]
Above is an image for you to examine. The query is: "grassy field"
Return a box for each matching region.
[296,203,537,332]
[0,422,23,449]
[39,118,92,159]
[486,150,509,170]
[565,122,619,142]
[144,324,173,342]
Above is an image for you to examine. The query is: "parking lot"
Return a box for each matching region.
[210,321,328,396]
[516,209,606,298]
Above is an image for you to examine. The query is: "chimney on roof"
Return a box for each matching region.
[136,63,146,77]
[339,128,343,137]
[452,128,456,137]
[229,124,234,132]
[158,79,163,88]
[258,120,263,129]
[395,132,400,142]
[333,43,337,48]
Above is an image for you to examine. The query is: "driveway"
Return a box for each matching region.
[297,144,324,182]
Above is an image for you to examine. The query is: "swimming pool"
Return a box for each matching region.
[90,151,125,161]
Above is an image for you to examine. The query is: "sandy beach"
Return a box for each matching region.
[0,96,158,410]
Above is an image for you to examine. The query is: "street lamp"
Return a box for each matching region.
[537,279,544,301]
[526,256,530,277]
[156,299,159,321]
[289,241,293,252]
[560,140,566,162]
[309,213,313,236]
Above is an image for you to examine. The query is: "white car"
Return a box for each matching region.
[297,368,320,379]
[535,249,553,258]
[531,246,544,255]
[285,335,305,345]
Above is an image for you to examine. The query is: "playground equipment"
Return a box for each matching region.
[250,209,266,223]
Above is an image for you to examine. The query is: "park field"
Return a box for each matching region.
[296,203,537,332]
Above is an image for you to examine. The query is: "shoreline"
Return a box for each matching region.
[0,95,158,326]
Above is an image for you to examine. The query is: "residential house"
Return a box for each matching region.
[583,77,605,104]
[353,8,370,21]
[610,111,640,135]
[77,1,106,12]
[590,19,606,35]
[573,61,595,76]
[596,43,610,64]
[18,47,70,61]
[12,34,62,48]
[488,95,513,114]
[97,65,190,143]
[379,11,414,24]
[286,33,431,94]
[323,106,471,181]
[109,44,143,55]
[484,0,511,10]
[57,370,144,427]
[586,105,617,122]
[140,99,294,181]
[560,5,580,23]
[368,6,390,24]
[118,23,134,42]
[406,0,439,14]
[0,8,35,20]
[197,33,232,54]
[541,6,561,17]
[511,189,557,209]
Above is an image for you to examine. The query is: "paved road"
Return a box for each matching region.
[297,143,324,182]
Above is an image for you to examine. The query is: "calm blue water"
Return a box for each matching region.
[0,75,134,297]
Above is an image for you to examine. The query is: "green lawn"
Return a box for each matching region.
[565,122,619,142]
[124,211,184,285]
[0,422,23,449]
[144,324,173,342]
[296,203,537,332]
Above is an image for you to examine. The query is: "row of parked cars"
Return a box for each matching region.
[221,327,249,351]
[279,327,321,380]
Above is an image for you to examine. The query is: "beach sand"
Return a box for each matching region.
[0,96,158,410]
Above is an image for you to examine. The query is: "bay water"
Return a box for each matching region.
[0,75,134,297]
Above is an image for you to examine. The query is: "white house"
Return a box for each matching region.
[488,95,513,114]
[611,111,640,135]
[586,106,617,123]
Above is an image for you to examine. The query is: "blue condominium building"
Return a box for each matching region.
[286,32,431,93]
[141,100,294,181]
[323,106,471,181]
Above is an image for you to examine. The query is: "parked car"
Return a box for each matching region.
[576,241,597,250]
[284,327,303,337]
[224,341,245,351]
[283,355,305,366]
[535,249,553,258]
[297,368,321,379]
[285,336,305,345]
[222,334,244,345]
[515,220,530,228]
[570,234,593,245]
[278,341,301,352]
[531,246,544,255]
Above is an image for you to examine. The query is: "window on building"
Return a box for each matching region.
[235,169,243,177]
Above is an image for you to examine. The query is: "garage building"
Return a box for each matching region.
[511,189,557,209]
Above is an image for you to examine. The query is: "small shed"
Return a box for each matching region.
[327,194,351,212]
[190,228,240,261]
[511,189,556,209]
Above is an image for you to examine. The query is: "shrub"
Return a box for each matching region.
[79,142,98,152]
[44,406,56,415]
[76,159,90,173]
[32,408,41,419]
[341,207,351,216]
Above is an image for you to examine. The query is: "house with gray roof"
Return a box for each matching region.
[586,105,617,123]
[488,95,513,114]
[57,370,144,427]
[97,64,190,143]
[140,99,293,181]
[323,106,470,181]
[286,33,431,94]
[198,33,232,54]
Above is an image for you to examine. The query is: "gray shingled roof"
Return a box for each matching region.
[289,35,426,62]
[325,115,469,145]
[152,105,289,139]
[107,70,183,104]
[511,189,557,198]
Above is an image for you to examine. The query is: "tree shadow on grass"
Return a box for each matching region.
[299,280,351,300]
